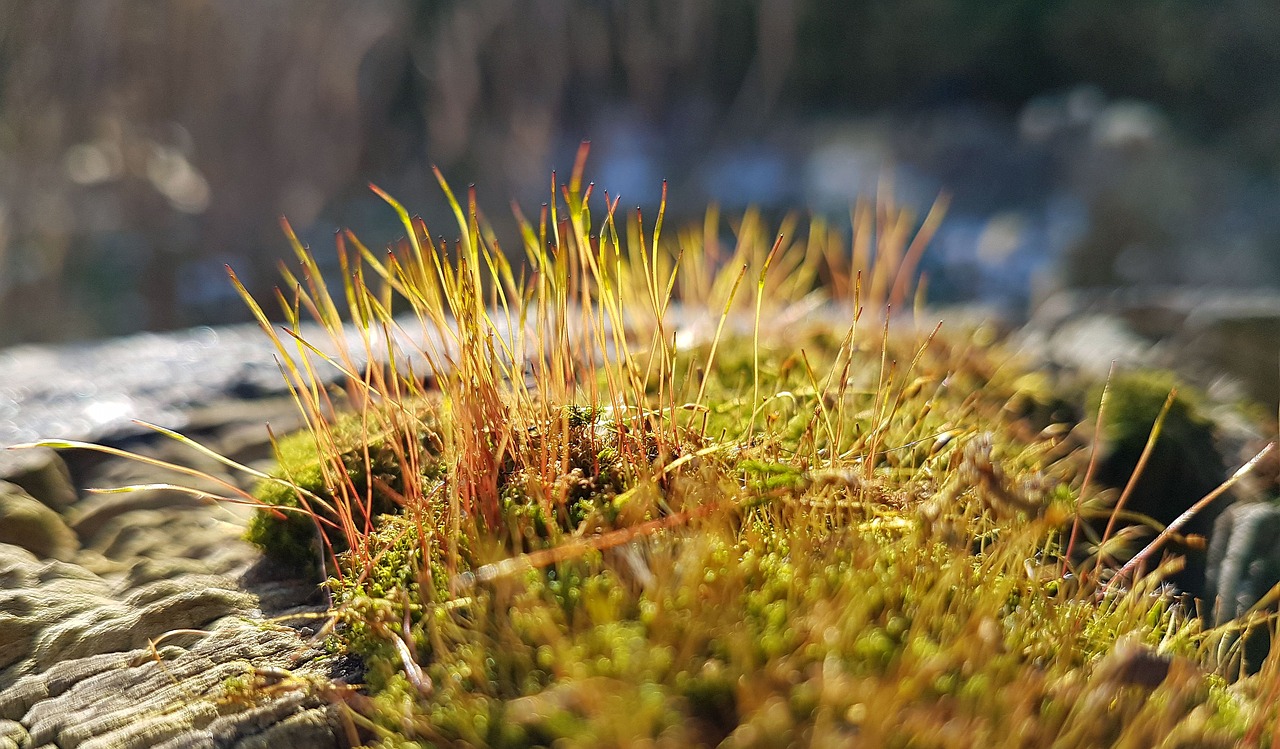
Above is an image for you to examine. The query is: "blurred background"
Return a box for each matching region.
[3,0,1280,345]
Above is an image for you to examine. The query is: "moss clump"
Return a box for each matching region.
[1095,371,1218,467]
[246,405,443,574]
[497,405,659,541]
[250,399,659,575]
[273,328,1262,747]
[234,163,1275,746]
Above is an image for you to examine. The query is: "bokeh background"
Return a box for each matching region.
[3,0,1280,344]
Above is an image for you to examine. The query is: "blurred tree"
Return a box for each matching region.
[2,0,1280,342]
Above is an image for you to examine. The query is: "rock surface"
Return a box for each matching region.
[0,378,346,747]
[1207,502,1280,627]
[0,483,79,562]
[0,315,458,477]
[1018,287,1280,410]
[1206,502,1280,671]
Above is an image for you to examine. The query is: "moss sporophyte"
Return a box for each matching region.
[26,145,1280,746]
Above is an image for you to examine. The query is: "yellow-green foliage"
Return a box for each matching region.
[247,403,443,573]
[310,328,1270,748]
[238,156,1277,746]
[252,326,1269,747]
[246,426,333,571]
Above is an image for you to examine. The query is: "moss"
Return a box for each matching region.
[244,427,330,572]
[738,459,807,491]
[1094,370,1216,458]
[230,168,1273,745]
[310,340,1242,747]
[246,405,443,575]
[236,326,1274,747]
[497,405,650,537]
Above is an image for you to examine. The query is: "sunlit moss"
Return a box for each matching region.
[236,164,1272,746]
[244,328,1268,747]
[246,404,443,574]
[1088,370,1229,594]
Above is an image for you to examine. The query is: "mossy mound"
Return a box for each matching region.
[246,326,1272,747]
[347,504,1240,748]
[248,402,659,575]
[497,405,661,545]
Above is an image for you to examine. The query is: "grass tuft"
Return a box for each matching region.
[20,146,1280,746]
[232,153,1280,745]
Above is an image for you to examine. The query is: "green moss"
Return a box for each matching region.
[247,312,1264,746]
[1094,370,1215,456]
[497,405,649,538]
[245,405,443,574]
[244,427,329,572]
[273,331,1253,747]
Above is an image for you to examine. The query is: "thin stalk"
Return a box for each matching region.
[1107,441,1276,595]
[1093,387,1178,576]
[1064,362,1115,575]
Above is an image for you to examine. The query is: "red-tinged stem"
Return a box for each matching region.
[1106,441,1276,596]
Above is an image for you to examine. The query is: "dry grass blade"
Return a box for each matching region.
[1109,441,1277,594]
[1065,362,1116,574]
[9,439,265,507]
[1093,385,1178,575]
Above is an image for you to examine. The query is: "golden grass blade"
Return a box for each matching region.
[280,217,343,332]
[889,192,949,310]
[867,321,942,464]
[1065,362,1116,574]
[9,439,263,506]
[85,483,337,525]
[86,483,233,502]
[751,234,786,440]
[1094,386,1179,573]
[798,351,837,460]
[370,182,426,262]
[693,262,748,414]
[129,419,272,480]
